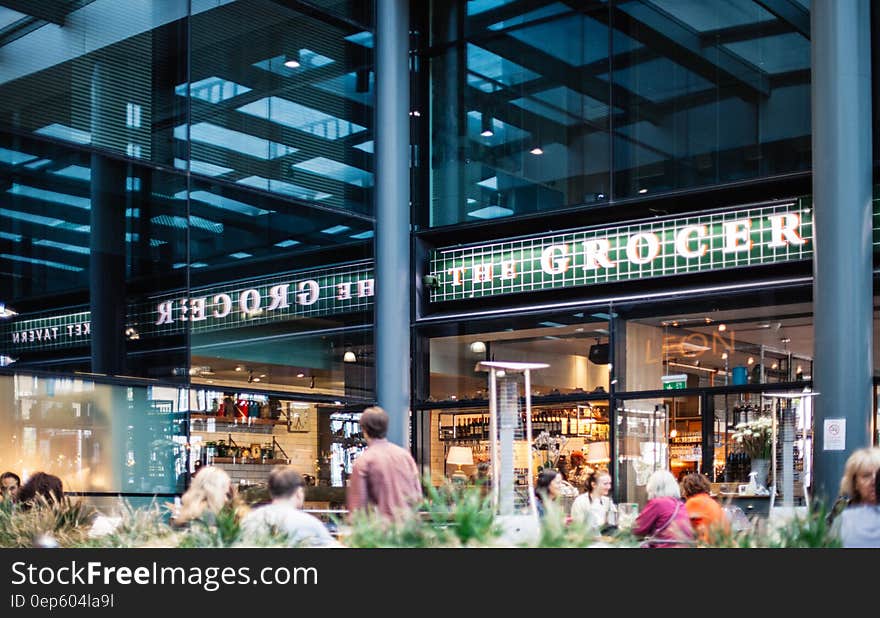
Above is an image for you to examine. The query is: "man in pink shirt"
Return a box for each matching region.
[347,406,423,521]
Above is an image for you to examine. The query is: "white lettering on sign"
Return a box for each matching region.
[723,219,752,253]
[767,213,806,248]
[267,284,290,311]
[447,267,466,286]
[11,323,88,345]
[625,232,661,265]
[149,272,373,327]
[500,261,517,280]
[675,225,708,259]
[156,301,173,325]
[213,294,232,318]
[357,279,374,298]
[189,297,207,322]
[296,280,319,306]
[473,264,492,283]
[239,289,261,315]
[431,207,810,292]
[541,244,570,275]
[583,239,614,270]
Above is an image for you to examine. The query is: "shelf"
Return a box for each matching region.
[210,457,290,465]
[191,413,282,425]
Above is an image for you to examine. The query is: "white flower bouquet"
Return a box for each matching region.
[731,415,773,460]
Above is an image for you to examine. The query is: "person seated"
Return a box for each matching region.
[171,466,237,528]
[1,471,21,502]
[534,468,564,518]
[240,465,338,547]
[681,473,729,543]
[632,470,695,548]
[570,469,617,535]
[16,472,64,509]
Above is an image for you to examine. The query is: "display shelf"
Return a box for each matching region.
[209,457,290,465]
[190,414,277,435]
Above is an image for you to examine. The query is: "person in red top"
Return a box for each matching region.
[681,472,729,544]
[632,470,694,548]
[347,406,423,521]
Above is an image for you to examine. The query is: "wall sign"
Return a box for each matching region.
[429,200,814,302]
[148,261,374,336]
[661,374,688,390]
[0,262,374,354]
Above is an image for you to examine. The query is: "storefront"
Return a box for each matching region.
[0,259,377,508]
[414,195,848,506]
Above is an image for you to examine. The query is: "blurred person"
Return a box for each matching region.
[347,406,422,521]
[632,470,694,548]
[534,468,563,518]
[240,466,338,547]
[16,472,64,509]
[171,466,237,528]
[1,471,20,502]
[832,447,880,548]
[570,469,617,534]
[681,473,729,543]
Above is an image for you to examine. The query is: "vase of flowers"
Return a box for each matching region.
[731,415,773,484]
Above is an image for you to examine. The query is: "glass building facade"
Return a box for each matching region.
[0,1,875,507]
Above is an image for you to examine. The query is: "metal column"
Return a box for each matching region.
[375,0,411,447]
[811,0,874,505]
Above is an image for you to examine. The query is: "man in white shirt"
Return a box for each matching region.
[240,466,339,547]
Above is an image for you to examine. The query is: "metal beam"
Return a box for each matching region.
[595,1,770,99]
[753,0,811,38]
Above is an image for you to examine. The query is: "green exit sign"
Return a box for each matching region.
[662,374,688,390]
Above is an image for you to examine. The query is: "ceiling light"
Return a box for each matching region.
[284,59,301,68]
[343,351,357,363]
[780,337,791,344]
[717,324,727,332]
[771,363,778,370]
[721,352,728,360]
[480,113,494,137]
[747,357,754,365]
[529,146,544,155]
[252,377,261,382]
[297,372,305,378]
[638,188,648,194]
[235,365,244,372]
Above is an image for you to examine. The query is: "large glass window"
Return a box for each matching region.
[425,1,612,227]
[0,372,186,495]
[186,0,374,216]
[612,0,811,198]
[422,0,811,227]
[0,1,187,166]
[616,297,813,392]
[422,311,612,402]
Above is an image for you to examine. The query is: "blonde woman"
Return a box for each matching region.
[171,466,237,528]
[833,447,880,548]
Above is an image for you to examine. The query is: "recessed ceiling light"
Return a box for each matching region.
[284,59,301,68]
[718,324,727,332]
[638,188,648,194]
[529,147,544,155]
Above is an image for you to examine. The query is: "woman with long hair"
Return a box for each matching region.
[570,469,616,534]
[171,466,237,528]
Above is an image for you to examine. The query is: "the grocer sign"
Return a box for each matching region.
[0,262,374,353]
[428,201,814,302]
[150,261,374,335]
